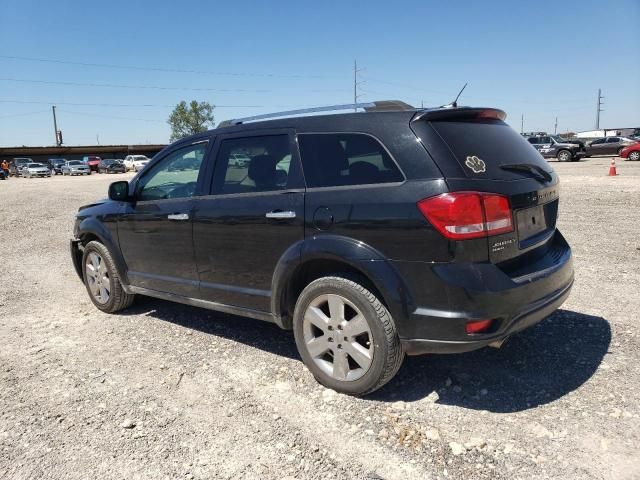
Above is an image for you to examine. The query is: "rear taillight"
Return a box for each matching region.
[417,192,513,240]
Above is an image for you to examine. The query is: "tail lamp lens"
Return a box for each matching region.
[417,192,513,240]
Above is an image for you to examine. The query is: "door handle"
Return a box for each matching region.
[167,213,189,221]
[265,210,296,219]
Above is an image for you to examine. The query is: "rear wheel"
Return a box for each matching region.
[628,151,640,161]
[82,241,135,313]
[557,150,572,162]
[293,276,404,396]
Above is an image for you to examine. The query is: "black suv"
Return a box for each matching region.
[525,133,585,162]
[70,101,574,395]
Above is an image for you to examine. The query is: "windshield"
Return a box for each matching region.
[133,156,148,161]
[51,159,66,164]
[27,163,42,168]
[68,161,83,166]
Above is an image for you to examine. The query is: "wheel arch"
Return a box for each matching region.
[75,218,129,284]
[271,235,414,330]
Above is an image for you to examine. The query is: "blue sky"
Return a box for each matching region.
[1,0,639,146]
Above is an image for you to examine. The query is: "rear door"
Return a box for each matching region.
[192,130,305,312]
[605,137,621,155]
[411,111,559,263]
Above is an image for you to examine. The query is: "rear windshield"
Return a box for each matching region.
[424,119,552,178]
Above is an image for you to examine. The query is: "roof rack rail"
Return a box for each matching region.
[218,100,414,127]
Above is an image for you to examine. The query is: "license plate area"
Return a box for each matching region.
[516,205,548,245]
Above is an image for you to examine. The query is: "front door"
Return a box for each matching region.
[193,131,305,312]
[117,140,210,297]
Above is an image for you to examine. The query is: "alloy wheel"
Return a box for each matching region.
[302,293,374,381]
[85,251,110,304]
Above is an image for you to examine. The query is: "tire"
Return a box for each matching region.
[628,151,640,161]
[556,150,572,162]
[82,241,135,313]
[293,276,404,396]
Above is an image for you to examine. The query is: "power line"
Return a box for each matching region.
[0,99,263,108]
[0,54,341,79]
[0,77,271,93]
[0,109,49,119]
[56,109,165,123]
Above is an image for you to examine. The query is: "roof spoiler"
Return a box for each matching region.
[412,107,506,122]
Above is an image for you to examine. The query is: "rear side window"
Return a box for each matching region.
[298,133,403,188]
[212,135,293,194]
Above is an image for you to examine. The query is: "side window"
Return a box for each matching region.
[540,137,551,144]
[606,137,619,143]
[298,133,403,188]
[137,142,207,201]
[212,135,292,194]
[527,138,537,144]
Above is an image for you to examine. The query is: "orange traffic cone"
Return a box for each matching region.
[608,158,617,176]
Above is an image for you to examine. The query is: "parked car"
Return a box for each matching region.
[82,156,102,172]
[47,158,67,175]
[62,160,91,176]
[22,163,52,178]
[98,159,126,174]
[584,136,638,157]
[526,134,585,162]
[70,101,573,396]
[9,158,33,177]
[620,143,640,161]
[123,155,150,172]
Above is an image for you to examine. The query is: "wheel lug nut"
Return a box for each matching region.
[328,326,333,331]
[344,337,348,341]
[328,338,333,342]
[337,344,342,349]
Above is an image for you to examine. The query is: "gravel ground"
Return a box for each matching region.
[0,157,638,480]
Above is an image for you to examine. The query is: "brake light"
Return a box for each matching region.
[417,192,513,240]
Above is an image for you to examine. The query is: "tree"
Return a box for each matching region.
[167,100,215,141]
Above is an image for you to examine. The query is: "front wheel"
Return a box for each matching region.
[628,151,640,161]
[557,150,572,162]
[82,241,135,313]
[293,276,404,396]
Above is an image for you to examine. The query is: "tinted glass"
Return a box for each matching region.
[137,143,206,201]
[420,118,553,179]
[298,133,403,188]
[212,135,292,194]
[606,137,619,143]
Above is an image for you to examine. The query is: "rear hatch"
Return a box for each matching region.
[411,108,561,265]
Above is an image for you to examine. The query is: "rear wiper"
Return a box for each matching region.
[500,163,552,183]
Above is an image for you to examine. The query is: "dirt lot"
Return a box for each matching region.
[0,157,638,480]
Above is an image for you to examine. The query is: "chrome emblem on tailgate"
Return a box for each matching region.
[465,155,486,173]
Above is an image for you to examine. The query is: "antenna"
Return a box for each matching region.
[441,83,468,108]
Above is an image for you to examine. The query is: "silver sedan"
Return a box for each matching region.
[62,161,91,176]
[22,163,52,178]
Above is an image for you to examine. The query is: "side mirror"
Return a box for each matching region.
[108,181,130,201]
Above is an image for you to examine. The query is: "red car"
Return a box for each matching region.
[620,143,640,161]
[83,155,102,172]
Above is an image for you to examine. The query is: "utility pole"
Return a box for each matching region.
[554,116,558,134]
[353,59,364,111]
[596,88,604,129]
[52,105,59,146]
[521,114,524,134]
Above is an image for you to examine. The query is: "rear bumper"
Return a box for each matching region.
[395,230,574,355]
[401,277,572,354]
